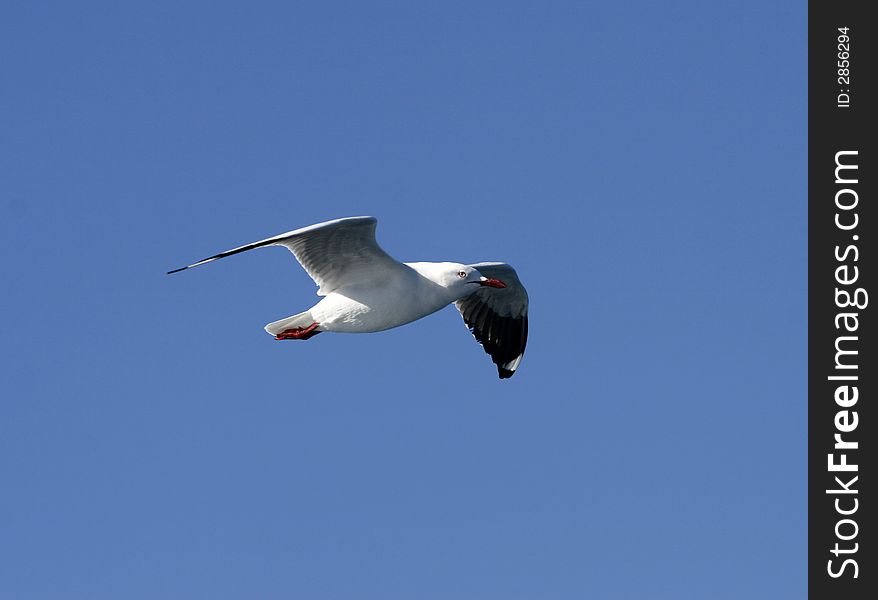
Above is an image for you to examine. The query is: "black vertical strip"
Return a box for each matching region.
[809,2,876,597]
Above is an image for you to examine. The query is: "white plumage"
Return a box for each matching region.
[169,216,529,378]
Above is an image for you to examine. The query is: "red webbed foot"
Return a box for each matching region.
[275,322,321,340]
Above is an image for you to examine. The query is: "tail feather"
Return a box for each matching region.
[264,311,314,336]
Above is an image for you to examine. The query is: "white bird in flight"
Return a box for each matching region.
[168,216,529,378]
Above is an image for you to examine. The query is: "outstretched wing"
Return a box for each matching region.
[167,216,406,296]
[455,262,529,379]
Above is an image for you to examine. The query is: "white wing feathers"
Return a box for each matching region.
[167,216,404,296]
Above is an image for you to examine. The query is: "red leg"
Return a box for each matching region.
[275,322,321,340]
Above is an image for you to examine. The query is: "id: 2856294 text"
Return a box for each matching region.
[837,27,852,108]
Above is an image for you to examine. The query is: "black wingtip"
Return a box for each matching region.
[498,368,515,379]
[166,266,188,275]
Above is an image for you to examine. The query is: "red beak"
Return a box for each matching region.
[479,277,507,289]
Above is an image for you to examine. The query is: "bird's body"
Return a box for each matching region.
[309,262,459,333]
[168,217,529,378]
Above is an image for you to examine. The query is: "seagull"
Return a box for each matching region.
[168,216,529,378]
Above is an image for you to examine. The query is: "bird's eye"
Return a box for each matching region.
[457,271,467,278]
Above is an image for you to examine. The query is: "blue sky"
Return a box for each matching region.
[1,1,806,598]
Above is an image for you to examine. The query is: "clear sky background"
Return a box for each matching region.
[1,1,805,598]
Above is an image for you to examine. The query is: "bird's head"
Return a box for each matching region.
[437,263,507,298]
